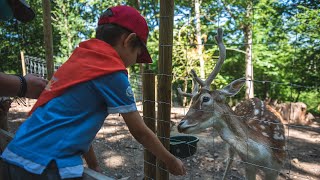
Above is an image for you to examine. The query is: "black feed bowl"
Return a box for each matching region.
[170,135,199,158]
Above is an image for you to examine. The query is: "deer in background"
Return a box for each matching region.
[177,28,286,180]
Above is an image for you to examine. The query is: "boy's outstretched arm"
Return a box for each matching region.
[122,111,186,176]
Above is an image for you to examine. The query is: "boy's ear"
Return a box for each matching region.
[123,33,137,48]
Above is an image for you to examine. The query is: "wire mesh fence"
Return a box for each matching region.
[24,56,61,79]
[1,1,319,180]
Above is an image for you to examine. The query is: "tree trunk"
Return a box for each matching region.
[295,89,301,102]
[183,79,188,106]
[195,0,205,79]
[244,1,254,99]
[42,0,54,80]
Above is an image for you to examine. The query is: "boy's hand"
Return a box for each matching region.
[166,156,186,176]
[122,111,187,176]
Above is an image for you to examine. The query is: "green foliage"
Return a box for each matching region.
[0,0,45,73]
[51,0,123,63]
[0,0,318,109]
[252,1,319,111]
[172,0,319,108]
[299,90,320,114]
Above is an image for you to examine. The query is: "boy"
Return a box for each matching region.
[1,5,186,179]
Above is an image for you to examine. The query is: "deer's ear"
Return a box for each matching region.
[219,78,246,97]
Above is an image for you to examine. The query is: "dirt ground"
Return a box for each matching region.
[5,100,320,180]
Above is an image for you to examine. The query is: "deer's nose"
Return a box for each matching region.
[177,120,186,132]
[178,120,186,127]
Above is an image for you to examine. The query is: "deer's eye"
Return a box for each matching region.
[203,96,210,102]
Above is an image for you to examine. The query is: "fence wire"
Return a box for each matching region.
[2,2,319,180]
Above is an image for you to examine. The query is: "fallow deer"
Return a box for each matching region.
[177,28,286,180]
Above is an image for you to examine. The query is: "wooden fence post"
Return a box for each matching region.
[20,51,30,106]
[157,0,174,179]
[143,70,156,179]
[20,51,26,76]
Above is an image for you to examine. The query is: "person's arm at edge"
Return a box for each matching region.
[122,111,186,176]
[0,72,47,99]
[0,72,21,97]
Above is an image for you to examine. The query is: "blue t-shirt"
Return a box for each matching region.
[1,71,137,179]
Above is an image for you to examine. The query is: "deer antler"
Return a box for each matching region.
[177,28,225,96]
[190,69,206,87]
[177,74,199,97]
[204,28,226,88]
[177,87,193,97]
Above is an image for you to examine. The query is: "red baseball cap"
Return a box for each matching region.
[98,5,152,63]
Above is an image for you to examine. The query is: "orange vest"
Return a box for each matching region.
[29,39,127,115]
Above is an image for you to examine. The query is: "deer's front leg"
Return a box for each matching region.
[222,145,235,180]
[245,164,257,180]
[264,168,280,180]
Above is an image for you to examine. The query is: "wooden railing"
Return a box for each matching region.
[24,55,62,79]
